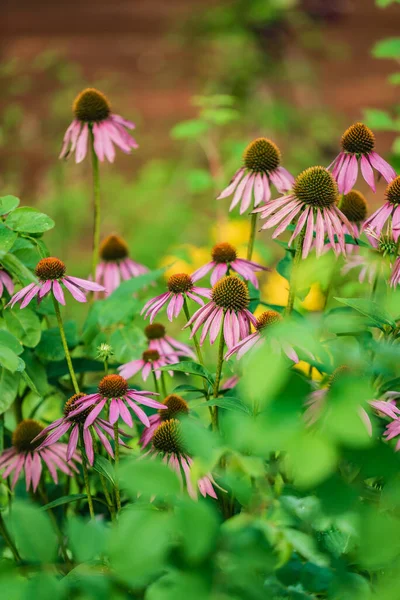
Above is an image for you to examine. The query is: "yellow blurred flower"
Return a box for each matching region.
[294,361,323,381]
[301,283,326,312]
[160,244,210,278]
[211,219,250,247]
[261,271,288,307]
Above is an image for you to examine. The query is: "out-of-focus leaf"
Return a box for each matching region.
[201,396,251,414]
[120,456,180,498]
[161,361,214,385]
[373,37,400,59]
[41,494,87,511]
[67,516,109,563]
[0,195,20,215]
[7,501,57,562]
[170,119,210,140]
[364,108,395,130]
[335,297,395,329]
[110,324,146,362]
[284,529,328,566]
[5,207,55,233]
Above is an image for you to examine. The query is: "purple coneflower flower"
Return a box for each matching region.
[118,349,175,382]
[329,122,396,194]
[7,257,104,309]
[34,394,126,466]
[0,419,80,492]
[139,394,189,449]
[144,322,195,360]
[255,167,354,258]
[144,418,220,499]
[363,176,400,242]
[191,242,269,289]
[60,88,138,163]
[224,310,299,363]
[390,258,400,288]
[95,234,148,297]
[217,138,294,214]
[0,269,14,298]
[141,273,211,323]
[221,375,240,390]
[69,375,166,429]
[184,276,257,350]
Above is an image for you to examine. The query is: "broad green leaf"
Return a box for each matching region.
[120,456,180,497]
[170,119,210,140]
[0,329,23,355]
[276,250,293,281]
[0,195,20,215]
[0,346,21,372]
[67,516,109,563]
[284,529,329,566]
[110,324,146,362]
[175,498,220,562]
[199,396,251,414]
[373,37,400,59]
[36,322,78,362]
[388,72,400,85]
[376,0,400,6]
[5,207,55,234]
[160,361,214,385]
[0,368,20,414]
[0,223,18,256]
[47,358,104,381]
[40,494,87,511]
[4,307,42,348]
[7,501,57,562]
[285,432,338,488]
[92,454,116,486]
[1,251,36,284]
[334,297,396,329]
[363,108,395,130]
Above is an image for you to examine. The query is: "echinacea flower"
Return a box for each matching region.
[141,273,211,323]
[221,375,240,390]
[140,394,189,449]
[329,122,396,194]
[69,375,166,429]
[191,242,269,288]
[60,88,138,163]
[363,176,400,242]
[7,257,104,309]
[342,229,397,284]
[390,258,400,288]
[34,394,126,466]
[255,166,355,258]
[184,276,257,350]
[118,350,175,382]
[95,234,148,296]
[217,138,294,214]
[0,269,14,298]
[144,322,195,360]
[224,310,299,363]
[144,418,220,499]
[0,419,80,492]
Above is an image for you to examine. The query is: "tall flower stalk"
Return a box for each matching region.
[285,228,306,317]
[90,128,101,280]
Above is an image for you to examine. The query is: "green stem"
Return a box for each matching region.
[79,427,95,520]
[90,128,101,281]
[0,511,21,562]
[160,371,168,398]
[99,474,116,522]
[53,297,80,395]
[38,484,71,566]
[152,370,160,395]
[247,212,258,261]
[113,422,121,512]
[212,323,225,430]
[285,227,306,317]
[103,359,109,376]
[183,299,211,407]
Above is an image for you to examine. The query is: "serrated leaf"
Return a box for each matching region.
[160,361,214,385]
[40,494,87,511]
[5,207,55,234]
[334,297,395,329]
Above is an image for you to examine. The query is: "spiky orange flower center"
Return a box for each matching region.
[35,257,66,281]
[385,176,400,206]
[142,350,160,362]
[144,323,166,340]
[159,394,189,421]
[293,166,338,208]
[211,276,249,311]
[152,418,184,455]
[167,273,193,294]
[255,310,282,331]
[98,375,128,398]
[64,393,92,424]
[341,122,375,155]
[12,419,43,452]
[212,242,237,264]
[341,190,368,222]
[99,234,129,261]
[73,88,111,122]
[243,138,281,173]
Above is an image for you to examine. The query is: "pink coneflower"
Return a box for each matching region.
[217,138,294,214]
[317,190,368,255]
[342,230,396,284]
[184,276,257,350]
[191,242,269,289]
[144,323,195,360]
[118,350,175,382]
[144,418,220,499]
[69,374,166,429]
[7,257,104,309]
[363,176,400,242]
[60,88,138,163]
[141,273,211,323]
[139,394,189,449]
[34,394,126,466]
[221,375,240,390]
[390,258,400,288]
[0,419,80,492]
[224,310,299,363]
[0,269,14,298]
[329,122,396,194]
[255,167,354,258]
[95,234,148,296]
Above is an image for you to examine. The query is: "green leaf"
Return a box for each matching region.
[376,0,400,6]
[170,119,210,140]
[363,108,395,130]
[0,195,20,215]
[276,250,293,281]
[284,529,328,567]
[199,396,251,414]
[40,494,87,511]
[0,223,18,257]
[0,346,22,372]
[0,329,23,355]
[47,358,104,381]
[7,501,57,562]
[36,322,78,361]
[1,252,36,284]
[160,361,214,385]
[5,207,55,234]
[4,308,42,348]
[110,325,146,362]
[388,72,400,85]
[0,368,20,414]
[92,454,116,486]
[334,297,396,329]
[373,37,400,59]
[175,498,220,562]
[67,516,109,563]
[120,456,180,498]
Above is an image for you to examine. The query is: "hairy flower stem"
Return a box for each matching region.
[212,324,226,430]
[247,212,258,261]
[53,296,80,395]
[90,128,101,281]
[79,427,95,520]
[285,227,306,317]
[0,511,21,563]
[183,299,211,408]
[113,422,121,512]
